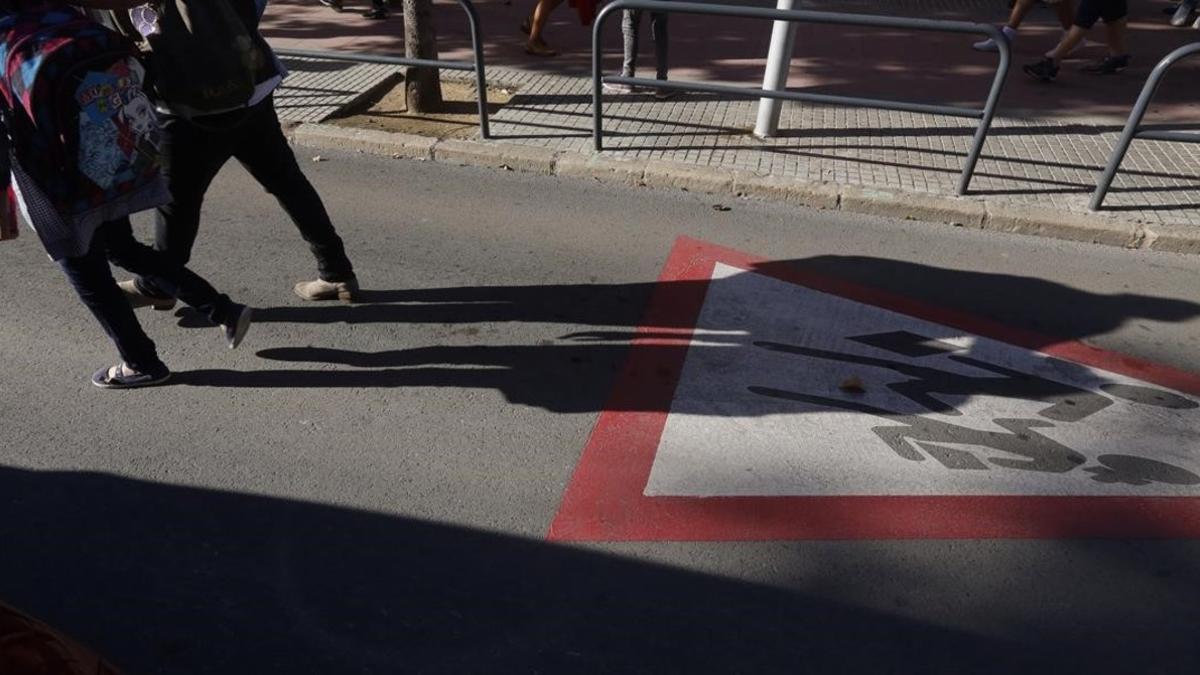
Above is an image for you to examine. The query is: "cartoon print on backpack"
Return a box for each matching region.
[74,59,161,193]
[119,90,160,151]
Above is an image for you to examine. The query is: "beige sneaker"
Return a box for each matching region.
[293,277,359,302]
[118,279,177,310]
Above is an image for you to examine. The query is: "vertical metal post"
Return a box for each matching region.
[1090,105,1151,211]
[459,0,490,139]
[591,0,1020,192]
[754,0,797,138]
[958,25,1009,196]
[593,5,612,151]
[1089,45,1197,210]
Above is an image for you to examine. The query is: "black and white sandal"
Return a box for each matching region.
[91,362,171,389]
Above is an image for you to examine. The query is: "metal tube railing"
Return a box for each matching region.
[275,0,490,139]
[1089,42,1200,211]
[592,0,1011,195]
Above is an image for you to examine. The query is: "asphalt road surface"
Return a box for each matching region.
[2,149,1199,674]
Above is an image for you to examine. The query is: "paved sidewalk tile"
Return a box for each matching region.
[276,59,1198,229]
[276,56,400,124]
[474,67,1200,229]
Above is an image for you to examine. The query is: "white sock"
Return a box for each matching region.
[1002,25,1017,39]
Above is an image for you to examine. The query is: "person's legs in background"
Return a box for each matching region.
[622,8,642,78]
[1102,14,1129,55]
[605,7,674,99]
[603,9,642,93]
[525,0,564,56]
[1079,14,1130,72]
[974,0,1077,52]
[1051,0,1078,30]
[649,9,674,99]
[1024,0,1130,81]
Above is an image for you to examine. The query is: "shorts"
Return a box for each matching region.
[1075,0,1128,29]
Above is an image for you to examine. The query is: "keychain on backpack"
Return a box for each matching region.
[130,3,160,37]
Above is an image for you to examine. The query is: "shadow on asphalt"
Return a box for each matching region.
[170,254,1200,487]
[173,256,1200,413]
[1,465,1197,674]
[7,257,1200,671]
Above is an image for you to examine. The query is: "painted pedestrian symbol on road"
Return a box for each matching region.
[549,237,1200,541]
[748,334,1199,483]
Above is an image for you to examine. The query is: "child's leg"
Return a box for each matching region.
[1055,0,1078,29]
[101,217,240,327]
[1049,24,1088,60]
[1006,0,1037,28]
[58,223,166,375]
[1099,1,1130,55]
[529,0,563,43]
[1105,17,1128,55]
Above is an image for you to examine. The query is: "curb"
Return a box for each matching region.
[289,123,1199,255]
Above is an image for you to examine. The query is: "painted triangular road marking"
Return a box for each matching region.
[549,238,1200,541]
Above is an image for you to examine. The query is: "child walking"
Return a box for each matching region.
[1,0,252,388]
[1024,0,1131,81]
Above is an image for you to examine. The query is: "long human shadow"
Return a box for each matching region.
[183,257,1200,336]
[175,256,1200,418]
[1,465,1197,675]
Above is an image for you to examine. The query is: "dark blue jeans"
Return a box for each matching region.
[60,218,238,373]
[138,95,355,297]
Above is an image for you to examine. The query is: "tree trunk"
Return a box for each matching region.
[403,0,444,113]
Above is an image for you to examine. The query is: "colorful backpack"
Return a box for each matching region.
[0,3,167,257]
[0,134,15,241]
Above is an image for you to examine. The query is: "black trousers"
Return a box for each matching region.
[1075,0,1128,28]
[139,95,355,296]
[60,218,238,373]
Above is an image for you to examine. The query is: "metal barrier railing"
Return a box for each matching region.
[592,0,1011,195]
[275,0,490,139]
[1090,42,1200,211]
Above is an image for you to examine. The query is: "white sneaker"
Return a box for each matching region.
[293,277,359,302]
[972,37,999,52]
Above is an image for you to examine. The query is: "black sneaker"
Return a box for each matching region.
[1023,57,1059,82]
[362,7,389,19]
[1082,54,1131,75]
[319,0,343,12]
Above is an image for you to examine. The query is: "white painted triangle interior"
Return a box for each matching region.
[644,264,1200,497]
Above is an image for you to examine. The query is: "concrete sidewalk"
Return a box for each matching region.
[264,0,1200,123]
[268,0,1200,243]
